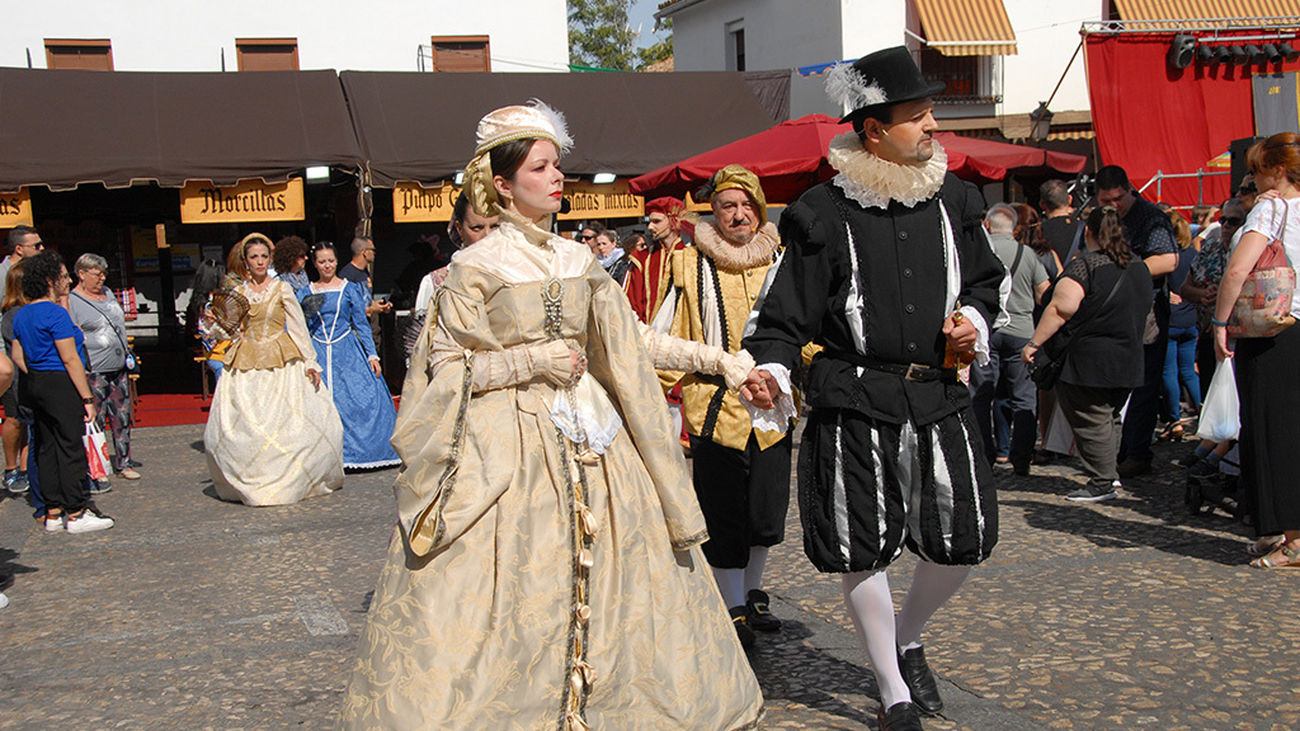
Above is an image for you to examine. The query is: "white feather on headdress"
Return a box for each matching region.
[527,98,574,153]
[824,63,887,115]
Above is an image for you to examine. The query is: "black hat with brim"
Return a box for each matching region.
[831,46,946,124]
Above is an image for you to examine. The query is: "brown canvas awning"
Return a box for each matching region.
[0,68,362,191]
[340,71,776,186]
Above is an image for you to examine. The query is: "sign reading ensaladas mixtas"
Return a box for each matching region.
[0,188,34,227]
[392,180,645,223]
[557,180,643,221]
[180,178,305,223]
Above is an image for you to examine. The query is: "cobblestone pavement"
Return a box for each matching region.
[1,424,1297,729]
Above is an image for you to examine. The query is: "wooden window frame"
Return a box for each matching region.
[44,39,114,71]
[235,37,300,71]
[430,35,491,72]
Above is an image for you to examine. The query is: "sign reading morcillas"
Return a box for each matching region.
[0,188,34,227]
[557,180,643,221]
[393,182,460,223]
[180,178,305,224]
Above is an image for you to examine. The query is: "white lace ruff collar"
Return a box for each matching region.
[693,221,781,272]
[827,132,948,210]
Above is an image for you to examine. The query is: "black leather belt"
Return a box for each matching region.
[823,350,956,383]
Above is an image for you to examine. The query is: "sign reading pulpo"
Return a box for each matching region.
[393,182,459,223]
[392,180,643,223]
[0,188,34,227]
[180,178,306,223]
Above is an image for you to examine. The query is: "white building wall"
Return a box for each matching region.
[668,0,1102,118]
[839,0,911,60]
[1000,0,1101,115]
[4,0,569,72]
[669,0,843,72]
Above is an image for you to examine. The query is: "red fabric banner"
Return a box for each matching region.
[1084,32,1293,209]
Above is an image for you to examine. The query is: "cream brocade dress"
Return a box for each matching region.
[339,222,763,729]
[204,279,344,506]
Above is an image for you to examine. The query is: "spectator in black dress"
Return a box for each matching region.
[1023,206,1152,502]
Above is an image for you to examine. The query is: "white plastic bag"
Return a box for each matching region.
[1196,358,1240,442]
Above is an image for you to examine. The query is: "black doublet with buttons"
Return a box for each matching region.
[746,174,1003,426]
[743,172,1004,572]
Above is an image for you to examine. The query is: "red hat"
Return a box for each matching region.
[645,196,694,238]
[645,196,687,218]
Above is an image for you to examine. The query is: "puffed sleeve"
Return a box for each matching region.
[280,281,320,372]
[346,282,380,361]
[391,266,515,559]
[586,264,709,550]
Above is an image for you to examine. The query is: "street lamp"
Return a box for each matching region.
[1029,101,1053,142]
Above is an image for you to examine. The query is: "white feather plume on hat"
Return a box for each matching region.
[824,62,888,115]
[473,98,574,156]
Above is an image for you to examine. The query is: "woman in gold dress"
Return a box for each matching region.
[339,102,763,729]
[203,234,343,506]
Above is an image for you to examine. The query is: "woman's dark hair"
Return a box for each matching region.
[489,138,538,182]
[272,235,309,274]
[20,250,65,300]
[312,241,339,259]
[447,193,472,247]
[186,258,226,338]
[1086,206,1132,266]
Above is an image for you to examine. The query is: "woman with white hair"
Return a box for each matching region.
[69,253,139,484]
[339,101,761,730]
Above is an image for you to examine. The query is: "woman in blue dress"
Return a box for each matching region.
[299,242,401,470]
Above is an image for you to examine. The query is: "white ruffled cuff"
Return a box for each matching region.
[741,362,796,434]
[961,305,991,367]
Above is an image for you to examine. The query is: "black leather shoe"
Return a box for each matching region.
[729,605,755,649]
[877,701,924,730]
[745,589,781,632]
[898,646,943,714]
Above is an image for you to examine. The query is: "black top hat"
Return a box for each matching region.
[826,46,945,124]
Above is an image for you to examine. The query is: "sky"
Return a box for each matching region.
[628,0,668,50]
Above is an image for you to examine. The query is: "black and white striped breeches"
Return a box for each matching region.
[797,407,998,573]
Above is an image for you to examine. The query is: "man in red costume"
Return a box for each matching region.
[625,196,691,326]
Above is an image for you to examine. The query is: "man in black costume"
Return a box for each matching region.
[740,47,1004,731]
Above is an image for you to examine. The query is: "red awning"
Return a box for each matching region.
[629,114,1088,202]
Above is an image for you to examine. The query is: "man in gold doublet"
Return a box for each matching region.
[661,164,791,647]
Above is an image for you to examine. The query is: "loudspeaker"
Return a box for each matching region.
[1168,34,1197,69]
[1230,136,1265,192]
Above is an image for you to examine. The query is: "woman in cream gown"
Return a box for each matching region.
[204,233,343,506]
[339,102,763,730]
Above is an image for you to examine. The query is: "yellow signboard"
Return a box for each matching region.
[393,182,460,223]
[392,180,645,223]
[0,188,34,227]
[180,178,305,224]
[558,180,644,221]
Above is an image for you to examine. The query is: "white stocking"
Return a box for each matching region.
[895,560,971,650]
[712,567,746,609]
[743,546,769,594]
[842,569,911,710]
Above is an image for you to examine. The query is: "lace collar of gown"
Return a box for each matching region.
[454,210,593,284]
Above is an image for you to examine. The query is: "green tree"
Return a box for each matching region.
[568,0,636,71]
[635,17,673,70]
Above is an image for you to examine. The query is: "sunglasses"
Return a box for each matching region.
[1220,216,1244,226]
[579,234,595,241]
